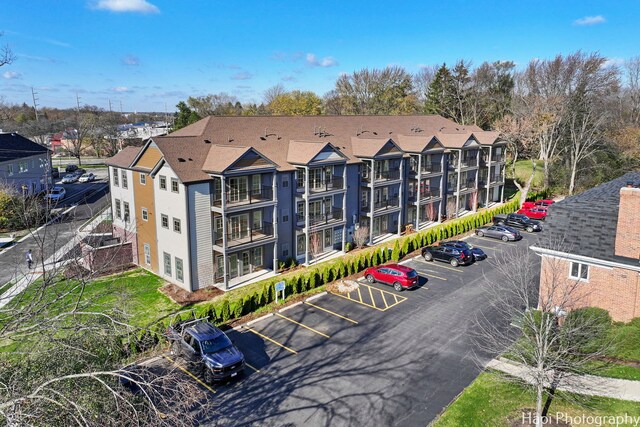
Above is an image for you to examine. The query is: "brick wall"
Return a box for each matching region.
[615,187,640,260]
[539,256,640,322]
[113,224,138,265]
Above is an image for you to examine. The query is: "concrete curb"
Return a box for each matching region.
[278,301,303,313]
[305,292,327,302]
[244,313,274,327]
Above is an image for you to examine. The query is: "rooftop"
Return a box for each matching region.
[0,132,49,163]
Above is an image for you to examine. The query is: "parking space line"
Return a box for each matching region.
[330,283,407,311]
[331,291,380,310]
[414,269,448,281]
[470,236,517,247]
[393,294,399,304]
[245,363,261,373]
[357,287,363,303]
[243,326,298,355]
[163,355,217,394]
[275,313,330,338]
[381,290,390,309]
[303,301,358,324]
[367,285,375,305]
[421,262,463,273]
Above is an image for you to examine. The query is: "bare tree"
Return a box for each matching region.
[624,56,640,125]
[567,102,607,194]
[0,32,15,68]
[352,226,369,248]
[263,84,286,107]
[309,231,322,262]
[475,236,613,427]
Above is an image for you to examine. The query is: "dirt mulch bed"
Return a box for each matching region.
[160,283,224,305]
[597,356,640,368]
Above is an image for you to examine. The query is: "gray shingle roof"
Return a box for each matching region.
[0,132,49,162]
[543,172,640,267]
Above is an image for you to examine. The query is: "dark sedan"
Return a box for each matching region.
[439,240,487,261]
[421,245,475,267]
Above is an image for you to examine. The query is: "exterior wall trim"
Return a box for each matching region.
[530,245,639,273]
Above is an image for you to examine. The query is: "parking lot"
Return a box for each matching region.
[150,230,543,426]
[52,168,109,208]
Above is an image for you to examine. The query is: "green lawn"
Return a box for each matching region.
[512,159,544,188]
[433,371,640,427]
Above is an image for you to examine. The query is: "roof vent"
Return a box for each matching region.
[178,158,186,162]
[259,136,266,141]
[204,139,211,144]
[188,158,193,161]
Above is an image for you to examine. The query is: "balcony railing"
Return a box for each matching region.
[307,176,344,193]
[448,160,459,170]
[213,186,273,207]
[491,155,505,163]
[362,197,400,212]
[296,207,343,226]
[479,157,488,166]
[409,189,441,202]
[421,163,442,173]
[363,170,401,183]
[214,221,274,248]
[461,158,477,168]
[490,174,504,182]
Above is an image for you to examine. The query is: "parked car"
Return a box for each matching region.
[65,164,78,173]
[422,245,475,266]
[61,174,79,184]
[439,240,487,261]
[475,225,522,242]
[493,213,542,233]
[167,319,245,383]
[517,207,548,220]
[75,168,86,175]
[535,199,555,208]
[364,264,419,291]
[521,201,537,210]
[78,172,95,182]
[45,187,66,202]
[51,168,60,179]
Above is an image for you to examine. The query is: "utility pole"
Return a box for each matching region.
[31,87,40,122]
[76,93,81,112]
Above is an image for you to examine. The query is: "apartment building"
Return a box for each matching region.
[531,172,640,322]
[0,132,52,195]
[106,115,505,291]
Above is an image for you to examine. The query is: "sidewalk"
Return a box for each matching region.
[486,357,640,402]
[0,208,110,310]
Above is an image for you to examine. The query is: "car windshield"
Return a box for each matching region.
[81,174,90,178]
[51,190,61,194]
[405,270,417,278]
[200,335,232,354]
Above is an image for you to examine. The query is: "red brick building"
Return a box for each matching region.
[531,173,640,322]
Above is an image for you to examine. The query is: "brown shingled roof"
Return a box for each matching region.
[105,146,142,168]
[202,145,252,173]
[395,134,444,153]
[153,115,499,183]
[287,140,334,165]
[472,131,501,145]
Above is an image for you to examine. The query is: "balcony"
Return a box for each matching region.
[297,207,343,227]
[214,221,274,248]
[421,163,442,174]
[409,188,441,203]
[491,155,505,163]
[490,174,504,183]
[305,176,344,193]
[448,160,459,170]
[479,157,488,166]
[461,158,478,168]
[362,170,401,183]
[213,186,273,208]
[362,197,400,212]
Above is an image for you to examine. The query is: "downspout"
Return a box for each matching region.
[221,176,228,290]
[416,154,422,229]
[304,166,310,266]
[272,172,278,273]
[486,146,493,208]
[369,159,375,244]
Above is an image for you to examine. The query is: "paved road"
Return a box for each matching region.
[148,230,543,426]
[0,183,110,287]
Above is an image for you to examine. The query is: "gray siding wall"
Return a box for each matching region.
[345,163,361,243]
[276,171,295,261]
[0,153,52,194]
[188,182,214,290]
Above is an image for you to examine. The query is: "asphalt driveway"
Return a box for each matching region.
[152,230,543,426]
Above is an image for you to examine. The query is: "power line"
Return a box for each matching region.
[31,87,40,122]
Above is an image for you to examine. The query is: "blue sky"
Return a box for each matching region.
[1,0,638,112]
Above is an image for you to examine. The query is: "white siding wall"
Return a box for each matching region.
[110,166,136,231]
[155,163,192,291]
[188,182,214,290]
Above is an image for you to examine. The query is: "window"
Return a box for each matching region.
[7,164,14,176]
[297,201,305,218]
[171,178,179,193]
[121,170,128,189]
[161,214,169,228]
[282,243,290,258]
[143,244,151,265]
[282,177,289,188]
[173,218,181,233]
[252,247,262,267]
[113,168,119,186]
[175,257,184,282]
[140,173,146,185]
[163,252,172,276]
[251,174,261,195]
[18,162,28,173]
[252,210,262,230]
[297,234,306,256]
[115,199,121,219]
[282,208,289,223]
[159,175,166,190]
[123,202,130,221]
[570,262,589,281]
[141,208,148,221]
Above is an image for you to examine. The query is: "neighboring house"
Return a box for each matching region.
[0,132,52,195]
[106,115,506,292]
[531,172,640,322]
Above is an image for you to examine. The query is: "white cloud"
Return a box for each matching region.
[604,57,625,68]
[112,86,132,93]
[231,71,253,80]
[92,0,159,14]
[573,15,606,26]
[121,54,140,66]
[2,71,22,79]
[306,53,338,68]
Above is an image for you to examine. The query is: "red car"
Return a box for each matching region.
[521,201,537,210]
[363,264,419,292]
[517,208,548,220]
[535,199,555,208]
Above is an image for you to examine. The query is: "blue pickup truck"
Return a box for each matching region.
[167,319,245,383]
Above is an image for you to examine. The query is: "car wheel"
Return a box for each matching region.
[450,258,459,267]
[423,252,433,261]
[501,235,509,242]
[477,231,485,237]
[366,274,375,284]
[393,282,403,292]
[204,368,214,384]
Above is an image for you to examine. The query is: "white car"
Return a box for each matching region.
[61,174,79,184]
[78,172,95,183]
[45,187,66,202]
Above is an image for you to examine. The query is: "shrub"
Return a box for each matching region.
[391,240,401,262]
[345,242,353,252]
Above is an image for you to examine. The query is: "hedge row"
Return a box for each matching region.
[131,195,520,350]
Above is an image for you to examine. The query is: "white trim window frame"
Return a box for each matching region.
[569,261,589,282]
[141,208,148,221]
[140,173,146,185]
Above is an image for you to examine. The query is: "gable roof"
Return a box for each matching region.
[350,137,403,158]
[395,134,444,153]
[202,145,276,173]
[435,131,478,149]
[286,140,346,165]
[472,131,502,146]
[105,146,142,168]
[540,172,640,268]
[0,132,49,163]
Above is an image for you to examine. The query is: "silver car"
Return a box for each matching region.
[475,225,522,242]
